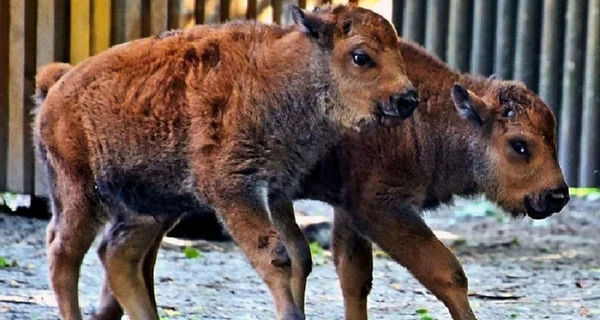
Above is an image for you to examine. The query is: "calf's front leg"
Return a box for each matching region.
[268,200,313,314]
[211,191,303,320]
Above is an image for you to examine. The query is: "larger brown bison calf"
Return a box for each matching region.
[300,40,569,320]
[34,5,418,320]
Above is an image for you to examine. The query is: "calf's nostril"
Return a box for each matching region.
[391,90,420,110]
[548,190,569,211]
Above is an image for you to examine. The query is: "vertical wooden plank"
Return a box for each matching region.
[580,0,600,187]
[227,0,246,20]
[168,0,192,29]
[8,0,37,194]
[425,0,449,60]
[113,0,142,44]
[539,0,566,116]
[402,0,427,44]
[494,0,517,79]
[151,0,169,35]
[470,0,495,76]
[558,0,587,187]
[402,0,425,43]
[55,0,69,61]
[35,0,58,196]
[204,0,219,23]
[125,1,142,40]
[70,0,91,63]
[141,0,151,36]
[446,0,472,72]
[0,0,9,190]
[196,0,206,23]
[391,0,403,35]
[36,1,57,67]
[91,0,111,54]
[246,0,257,19]
[272,0,282,24]
[513,0,542,90]
[220,0,230,21]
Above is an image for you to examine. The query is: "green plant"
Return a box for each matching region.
[569,187,600,200]
[0,257,11,268]
[309,242,327,266]
[183,247,203,259]
[309,242,325,257]
[416,308,435,320]
[373,249,391,260]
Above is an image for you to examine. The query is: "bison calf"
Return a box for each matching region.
[34,5,417,320]
[301,40,569,320]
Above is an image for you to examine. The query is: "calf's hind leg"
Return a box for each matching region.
[92,218,179,320]
[331,209,373,320]
[46,175,104,320]
[97,216,167,320]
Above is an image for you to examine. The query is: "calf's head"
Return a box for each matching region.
[292,4,418,128]
[451,83,569,219]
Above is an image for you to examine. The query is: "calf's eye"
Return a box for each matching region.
[351,50,373,67]
[502,107,516,119]
[509,140,529,158]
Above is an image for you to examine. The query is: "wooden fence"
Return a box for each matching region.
[0,0,599,199]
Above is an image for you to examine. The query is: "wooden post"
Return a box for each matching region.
[0,0,9,190]
[425,0,449,60]
[494,0,517,79]
[126,1,142,40]
[539,0,566,116]
[220,0,230,21]
[580,0,600,187]
[149,0,168,35]
[470,0,495,76]
[246,0,256,19]
[446,0,472,72]
[35,0,61,196]
[91,0,111,54]
[391,0,403,35]
[195,0,206,24]
[558,0,587,187]
[113,0,142,44]
[272,0,282,24]
[513,0,541,91]
[7,0,37,194]
[402,0,425,43]
[70,0,91,63]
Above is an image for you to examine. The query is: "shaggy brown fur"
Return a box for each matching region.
[34,5,417,320]
[299,40,569,320]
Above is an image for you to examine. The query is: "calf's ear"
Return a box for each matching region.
[451,84,491,126]
[292,6,331,40]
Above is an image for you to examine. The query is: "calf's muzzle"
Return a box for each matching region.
[377,88,419,122]
[525,183,570,219]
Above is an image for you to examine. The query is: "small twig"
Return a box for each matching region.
[0,295,36,305]
[468,292,523,300]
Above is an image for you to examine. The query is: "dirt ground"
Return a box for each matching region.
[0,198,599,320]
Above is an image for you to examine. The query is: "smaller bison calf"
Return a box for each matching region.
[300,40,569,320]
[35,4,417,320]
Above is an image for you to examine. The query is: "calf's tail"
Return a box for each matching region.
[32,62,72,114]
